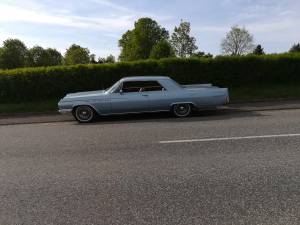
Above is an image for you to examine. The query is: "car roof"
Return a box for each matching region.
[121,76,170,82]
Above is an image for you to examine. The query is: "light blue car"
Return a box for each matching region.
[58,76,229,123]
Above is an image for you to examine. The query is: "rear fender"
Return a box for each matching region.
[170,102,196,109]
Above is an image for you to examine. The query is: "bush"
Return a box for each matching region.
[0,54,300,103]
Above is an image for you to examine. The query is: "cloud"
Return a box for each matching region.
[90,0,141,14]
[0,0,299,56]
[0,0,173,32]
[0,0,164,58]
[0,2,136,32]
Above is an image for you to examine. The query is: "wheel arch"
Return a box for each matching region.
[170,102,197,110]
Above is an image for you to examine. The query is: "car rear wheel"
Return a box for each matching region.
[172,104,191,117]
[74,106,95,123]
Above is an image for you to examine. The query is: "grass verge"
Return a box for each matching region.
[0,84,300,115]
[0,99,58,115]
[230,84,300,102]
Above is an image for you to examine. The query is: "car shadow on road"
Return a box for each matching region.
[76,108,266,125]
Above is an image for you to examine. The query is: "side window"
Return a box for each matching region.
[140,81,166,92]
[121,81,166,93]
[122,81,142,93]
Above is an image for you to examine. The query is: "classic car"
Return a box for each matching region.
[58,76,229,123]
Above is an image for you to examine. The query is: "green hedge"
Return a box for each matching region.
[0,54,300,103]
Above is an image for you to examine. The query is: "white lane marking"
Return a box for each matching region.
[159,133,300,144]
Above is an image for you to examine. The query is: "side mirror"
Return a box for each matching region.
[119,89,123,94]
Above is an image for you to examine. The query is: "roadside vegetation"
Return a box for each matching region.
[2,83,300,115]
[0,100,57,115]
[1,54,300,114]
[0,17,299,114]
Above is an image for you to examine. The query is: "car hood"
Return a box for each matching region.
[64,90,106,99]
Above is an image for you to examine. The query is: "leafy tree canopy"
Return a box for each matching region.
[191,51,213,58]
[0,39,28,69]
[119,17,169,61]
[289,43,300,53]
[98,55,116,64]
[170,20,198,58]
[150,40,175,59]
[105,54,116,63]
[27,46,63,67]
[64,44,90,65]
[0,48,3,69]
[253,44,265,55]
[45,48,63,66]
[89,54,97,64]
[221,25,254,55]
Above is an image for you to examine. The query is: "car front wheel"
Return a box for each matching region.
[74,106,95,123]
[172,104,191,117]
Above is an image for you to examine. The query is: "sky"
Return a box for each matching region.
[0,0,299,58]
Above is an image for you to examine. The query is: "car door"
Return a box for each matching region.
[140,81,174,111]
[110,81,149,114]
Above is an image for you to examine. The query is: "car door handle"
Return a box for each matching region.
[142,94,148,97]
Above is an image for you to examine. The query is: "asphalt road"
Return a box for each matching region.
[0,109,300,225]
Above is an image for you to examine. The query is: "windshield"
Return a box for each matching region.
[106,80,121,93]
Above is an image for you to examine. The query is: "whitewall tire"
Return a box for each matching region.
[74,106,95,123]
[172,104,191,117]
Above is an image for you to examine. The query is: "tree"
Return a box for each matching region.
[97,57,105,64]
[170,20,198,58]
[253,44,265,55]
[119,17,169,61]
[97,55,116,64]
[45,48,63,66]
[0,48,3,69]
[221,25,255,55]
[64,44,90,65]
[118,31,135,61]
[27,46,63,67]
[191,51,213,58]
[150,40,175,59]
[105,54,116,63]
[289,43,300,53]
[89,54,97,64]
[27,46,48,67]
[0,39,28,69]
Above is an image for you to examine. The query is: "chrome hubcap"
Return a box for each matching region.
[76,107,93,121]
[174,104,190,116]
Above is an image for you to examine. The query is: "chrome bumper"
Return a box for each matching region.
[58,109,72,114]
